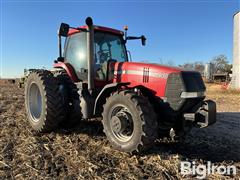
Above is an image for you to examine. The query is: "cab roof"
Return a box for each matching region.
[68,25,124,36]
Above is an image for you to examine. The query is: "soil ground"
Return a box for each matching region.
[0,80,239,179]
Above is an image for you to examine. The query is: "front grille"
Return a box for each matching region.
[165,73,185,111]
[165,71,206,112]
[181,71,206,92]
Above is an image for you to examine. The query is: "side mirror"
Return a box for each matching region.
[58,23,69,37]
[141,35,146,46]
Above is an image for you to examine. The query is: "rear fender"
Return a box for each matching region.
[53,62,79,82]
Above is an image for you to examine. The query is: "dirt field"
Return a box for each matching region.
[0,80,239,179]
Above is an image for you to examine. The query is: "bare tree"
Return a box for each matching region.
[165,60,175,66]
[179,63,194,70]
[158,58,175,66]
[179,61,204,74]
[211,55,230,73]
[194,61,204,74]
[179,55,231,75]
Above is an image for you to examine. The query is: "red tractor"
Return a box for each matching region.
[25,17,216,153]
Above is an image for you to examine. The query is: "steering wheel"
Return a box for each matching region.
[97,49,110,63]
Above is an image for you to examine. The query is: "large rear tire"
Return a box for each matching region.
[25,70,65,132]
[102,90,158,153]
[54,70,82,128]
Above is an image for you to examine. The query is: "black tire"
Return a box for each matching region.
[150,98,176,138]
[54,70,82,128]
[102,90,158,153]
[157,117,175,138]
[25,70,65,132]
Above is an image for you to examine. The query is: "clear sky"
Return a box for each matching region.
[0,0,239,78]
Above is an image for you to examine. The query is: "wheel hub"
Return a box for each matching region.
[110,108,134,142]
[28,82,42,121]
[110,114,128,134]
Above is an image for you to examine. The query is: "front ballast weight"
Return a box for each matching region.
[184,100,217,128]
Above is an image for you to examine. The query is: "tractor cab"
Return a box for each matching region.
[64,27,128,82]
[55,18,145,88]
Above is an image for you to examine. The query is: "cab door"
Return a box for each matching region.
[94,31,128,85]
[64,32,88,81]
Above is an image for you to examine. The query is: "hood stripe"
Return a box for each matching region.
[114,70,168,79]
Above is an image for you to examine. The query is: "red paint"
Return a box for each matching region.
[53,62,113,86]
[221,82,229,90]
[53,61,183,98]
[94,79,109,87]
[68,25,123,36]
[53,62,79,82]
[111,62,181,97]
[63,24,182,97]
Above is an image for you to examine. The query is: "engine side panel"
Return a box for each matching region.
[111,62,206,112]
[111,62,181,97]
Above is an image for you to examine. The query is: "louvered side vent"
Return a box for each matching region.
[143,67,149,83]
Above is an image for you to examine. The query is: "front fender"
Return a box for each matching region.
[94,82,130,115]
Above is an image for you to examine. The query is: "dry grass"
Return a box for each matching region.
[206,83,240,95]
[206,83,240,112]
[0,81,239,179]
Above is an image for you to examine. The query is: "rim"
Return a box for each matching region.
[110,105,134,142]
[28,82,42,122]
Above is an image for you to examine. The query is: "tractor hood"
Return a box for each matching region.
[111,61,181,96]
[113,61,183,79]
[111,61,206,104]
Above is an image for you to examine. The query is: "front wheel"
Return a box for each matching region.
[102,90,158,153]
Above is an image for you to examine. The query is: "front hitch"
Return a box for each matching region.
[184,100,217,128]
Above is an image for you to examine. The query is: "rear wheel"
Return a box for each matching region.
[102,90,158,153]
[54,70,82,128]
[25,70,65,132]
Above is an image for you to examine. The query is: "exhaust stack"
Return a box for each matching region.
[86,17,95,91]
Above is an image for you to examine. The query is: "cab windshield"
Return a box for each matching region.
[94,32,127,65]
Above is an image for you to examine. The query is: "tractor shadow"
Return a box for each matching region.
[56,112,240,163]
[57,119,105,137]
[148,112,240,163]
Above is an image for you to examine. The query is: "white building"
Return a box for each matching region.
[230,11,240,89]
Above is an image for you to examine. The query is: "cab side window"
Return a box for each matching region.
[94,32,127,81]
[64,32,87,80]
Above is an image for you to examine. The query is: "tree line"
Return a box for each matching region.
[160,54,232,75]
